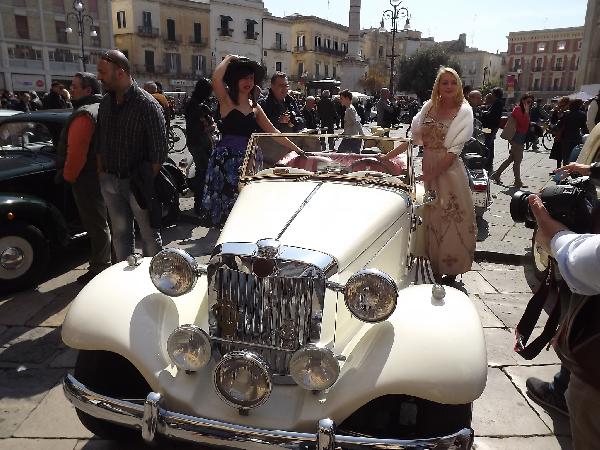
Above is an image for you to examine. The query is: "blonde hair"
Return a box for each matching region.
[430,66,465,109]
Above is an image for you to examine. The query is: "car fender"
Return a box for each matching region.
[0,193,70,245]
[61,258,209,392]
[330,284,487,408]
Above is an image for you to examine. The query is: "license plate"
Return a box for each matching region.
[473,192,488,207]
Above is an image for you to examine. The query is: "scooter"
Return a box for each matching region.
[461,122,492,218]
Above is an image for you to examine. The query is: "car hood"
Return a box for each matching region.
[0,152,55,181]
[217,180,410,271]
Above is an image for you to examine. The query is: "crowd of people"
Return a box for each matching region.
[1,48,599,448]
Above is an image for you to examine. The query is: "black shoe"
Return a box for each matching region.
[525,377,569,417]
[76,271,97,285]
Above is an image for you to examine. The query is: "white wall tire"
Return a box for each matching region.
[0,224,49,291]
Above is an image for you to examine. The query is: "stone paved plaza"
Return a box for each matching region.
[0,128,571,449]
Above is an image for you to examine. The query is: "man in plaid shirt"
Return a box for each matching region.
[95,50,168,261]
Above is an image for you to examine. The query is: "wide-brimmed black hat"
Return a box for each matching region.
[223,57,266,87]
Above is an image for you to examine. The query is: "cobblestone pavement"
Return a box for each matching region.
[0,126,571,449]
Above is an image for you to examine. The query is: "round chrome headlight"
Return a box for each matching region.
[289,345,340,391]
[214,352,272,410]
[149,248,197,296]
[344,269,398,322]
[167,325,211,372]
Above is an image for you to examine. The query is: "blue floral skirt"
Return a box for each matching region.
[200,135,249,227]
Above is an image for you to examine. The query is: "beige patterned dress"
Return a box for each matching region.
[421,115,477,276]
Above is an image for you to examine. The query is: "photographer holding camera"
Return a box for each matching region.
[525,161,600,449]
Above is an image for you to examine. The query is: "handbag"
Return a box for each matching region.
[500,115,516,141]
[553,293,600,390]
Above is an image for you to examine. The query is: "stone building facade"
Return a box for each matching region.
[262,14,292,82]
[452,50,504,89]
[505,27,584,101]
[0,0,113,92]
[112,0,211,92]
[578,0,600,89]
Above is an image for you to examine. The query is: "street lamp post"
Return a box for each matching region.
[65,0,97,72]
[381,0,410,94]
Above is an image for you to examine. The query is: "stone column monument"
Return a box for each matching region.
[340,0,368,92]
[578,0,600,87]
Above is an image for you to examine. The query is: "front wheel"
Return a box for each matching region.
[542,130,553,151]
[73,350,151,440]
[0,223,49,291]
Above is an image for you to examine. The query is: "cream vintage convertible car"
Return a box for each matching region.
[61,133,487,449]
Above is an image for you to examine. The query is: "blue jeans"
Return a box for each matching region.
[99,173,162,262]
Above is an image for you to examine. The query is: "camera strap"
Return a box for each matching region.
[514,259,563,360]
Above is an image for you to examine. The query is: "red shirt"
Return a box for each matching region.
[64,115,94,183]
[511,105,530,134]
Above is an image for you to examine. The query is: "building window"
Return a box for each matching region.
[275,61,282,72]
[324,64,329,77]
[245,19,258,39]
[315,63,320,78]
[332,65,336,78]
[557,41,566,51]
[220,15,233,37]
[325,38,331,48]
[55,20,67,43]
[49,48,75,62]
[165,52,181,74]
[341,42,347,52]
[577,40,582,50]
[8,45,42,60]
[166,18,176,41]
[535,57,542,71]
[378,45,384,58]
[333,40,339,50]
[575,55,580,70]
[192,54,206,75]
[533,78,540,90]
[514,44,522,53]
[536,42,545,52]
[15,15,29,39]
[314,36,322,49]
[553,78,561,90]
[556,57,563,71]
[142,11,152,29]
[513,58,522,71]
[297,62,304,79]
[296,34,305,50]
[117,11,126,29]
[193,22,202,43]
[145,50,155,72]
[275,32,283,50]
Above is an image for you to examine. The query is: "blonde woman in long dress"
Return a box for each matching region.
[384,67,476,284]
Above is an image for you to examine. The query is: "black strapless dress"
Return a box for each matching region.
[200,109,259,226]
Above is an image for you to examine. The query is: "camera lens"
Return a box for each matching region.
[509,190,534,223]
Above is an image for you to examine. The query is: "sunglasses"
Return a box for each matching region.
[101,52,130,73]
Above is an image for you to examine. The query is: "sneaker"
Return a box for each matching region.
[76,271,97,285]
[525,377,569,417]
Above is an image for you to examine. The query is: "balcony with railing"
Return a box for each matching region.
[190,37,208,47]
[270,43,287,51]
[553,65,563,71]
[218,28,233,37]
[244,30,259,40]
[163,34,182,44]
[137,26,159,38]
[8,57,43,69]
[293,45,307,53]
[315,45,347,56]
[134,64,165,74]
[532,66,543,72]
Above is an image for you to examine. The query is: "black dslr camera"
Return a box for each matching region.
[510,176,597,233]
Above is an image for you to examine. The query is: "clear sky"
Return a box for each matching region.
[264,0,588,54]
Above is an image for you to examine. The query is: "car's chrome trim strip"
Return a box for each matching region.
[64,373,474,450]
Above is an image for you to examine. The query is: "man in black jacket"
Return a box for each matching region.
[259,72,305,132]
[317,90,337,150]
[480,87,504,171]
[42,82,68,109]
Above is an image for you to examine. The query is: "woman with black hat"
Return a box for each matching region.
[200,54,303,227]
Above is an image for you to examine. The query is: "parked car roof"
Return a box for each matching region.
[0,109,72,124]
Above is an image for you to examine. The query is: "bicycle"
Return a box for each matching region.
[168,124,187,153]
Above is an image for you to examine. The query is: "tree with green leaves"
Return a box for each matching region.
[397,45,462,102]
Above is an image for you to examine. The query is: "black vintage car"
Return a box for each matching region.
[0,110,185,291]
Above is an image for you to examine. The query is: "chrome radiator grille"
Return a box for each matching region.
[207,242,335,376]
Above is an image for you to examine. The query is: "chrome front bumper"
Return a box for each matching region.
[63,374,474,450]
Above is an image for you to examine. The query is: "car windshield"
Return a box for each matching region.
[0,122,54,152]
[241,133,412,188]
